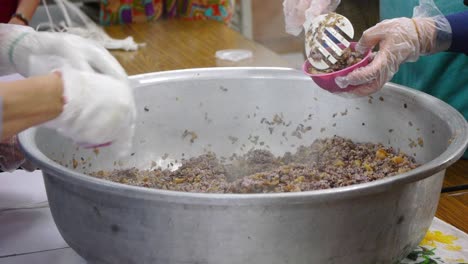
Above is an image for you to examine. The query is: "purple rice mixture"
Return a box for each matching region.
[90,136,418,194]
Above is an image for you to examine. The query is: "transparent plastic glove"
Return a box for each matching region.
[43,66,136,153]
[283,0,341,36]
[0,136,36,172]
[0,24,127,80]
[335,0,452,96]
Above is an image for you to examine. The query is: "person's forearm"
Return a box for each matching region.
[445,11,468,54]
[9,0,41,25]
[0,73,64,140]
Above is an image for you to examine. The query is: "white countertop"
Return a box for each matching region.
[0,170,84,264]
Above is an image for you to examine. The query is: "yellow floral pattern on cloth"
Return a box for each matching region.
[421,231,462,251]
[400,218,468,264]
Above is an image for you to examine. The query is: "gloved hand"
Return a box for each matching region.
[0,24,127,80]
[283,0,341,36]
[335,0,452,96]
[0,24,135,154]
[42,66,136,152]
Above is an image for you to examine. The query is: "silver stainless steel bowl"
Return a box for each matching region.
[19,68,468,264]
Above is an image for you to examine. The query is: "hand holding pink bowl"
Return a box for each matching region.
[303,42,372,93]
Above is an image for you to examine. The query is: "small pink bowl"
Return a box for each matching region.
[302,42,372,93]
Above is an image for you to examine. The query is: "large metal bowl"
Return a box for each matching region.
[19,68,467,264]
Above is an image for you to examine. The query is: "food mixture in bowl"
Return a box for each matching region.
[90,136,419,194]
[307,47,364,74]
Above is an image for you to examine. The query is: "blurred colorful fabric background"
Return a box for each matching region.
[100,0,235,25]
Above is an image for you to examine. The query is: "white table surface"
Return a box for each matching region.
[0,170,85,264]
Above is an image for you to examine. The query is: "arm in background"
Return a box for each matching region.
[9,0,41,25]
[446,11,468,54]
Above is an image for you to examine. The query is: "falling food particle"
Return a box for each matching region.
[332,123,336,127]
[362,123,366,126]
[340,109,348,116]
[379,97,384,101]
[248,135,260,144]
[409,121,413,126]
[389,129,394,133]
[368,98,373,104]
[72,159,78,169]
[291,131,302,139]
[219,86,228,92]
[313,97,318,101]
[404,103,408,109]
[332,113,337,118]
[273,114,284,125]
[228,136,239,144]
[144,106,149,112]
[417,137,424,147]
[182,130,198,143]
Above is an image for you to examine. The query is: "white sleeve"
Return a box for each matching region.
[0,24,34,75]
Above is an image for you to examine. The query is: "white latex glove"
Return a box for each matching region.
[335,0,452,96]
[43,66,136,152]
[283,0,341,36]
[0,24,127,80]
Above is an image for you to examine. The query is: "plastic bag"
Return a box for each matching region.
[215,49,253,62]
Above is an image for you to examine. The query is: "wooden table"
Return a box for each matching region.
[106,19,468,233]
[437,160,468,233]
[106,19,291,75]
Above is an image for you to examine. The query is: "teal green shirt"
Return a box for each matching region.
[380,0,468,157]
[380,1,468,118]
